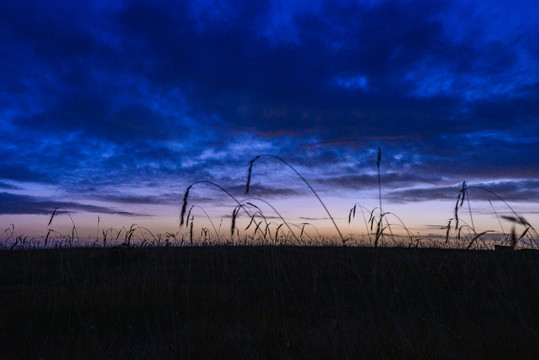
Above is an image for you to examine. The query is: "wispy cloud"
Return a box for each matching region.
[387,180,539,203]
[316,172,441,190]
[0,192,144,216]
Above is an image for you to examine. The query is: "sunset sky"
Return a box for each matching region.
[1,0,538,239]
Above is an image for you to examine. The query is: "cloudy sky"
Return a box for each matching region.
[1,0,538,239]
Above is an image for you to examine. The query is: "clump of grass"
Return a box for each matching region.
[47,207,80,247]
[450,183,538,249]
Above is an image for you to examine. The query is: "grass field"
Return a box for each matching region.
[2,245,539,359]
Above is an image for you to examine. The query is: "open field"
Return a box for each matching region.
[1,246,539,359]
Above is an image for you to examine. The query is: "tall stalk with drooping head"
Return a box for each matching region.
[245,155,345,244]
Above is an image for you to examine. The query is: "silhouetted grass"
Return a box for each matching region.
[3,150,538,250]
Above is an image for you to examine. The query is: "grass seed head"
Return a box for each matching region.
[180,185,193,226]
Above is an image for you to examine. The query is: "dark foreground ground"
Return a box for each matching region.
[1,246,539,359]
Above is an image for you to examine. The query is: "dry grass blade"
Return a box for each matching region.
[466,230,491,250]
[501,215,519,223]
[246,202,262,212]
[48,207,59,227]
[9,237,19,250]
[519,227,530,241]
[501,215,531,227]
[114,229,123,242]
[245,212,258,231]
[254,220,263,237]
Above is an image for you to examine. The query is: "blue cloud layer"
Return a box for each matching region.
[0,0,538,218]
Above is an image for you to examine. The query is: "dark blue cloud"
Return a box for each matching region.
[0,165,50,183]
[19,94,177,143]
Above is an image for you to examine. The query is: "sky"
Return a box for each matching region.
[1,0,538,241]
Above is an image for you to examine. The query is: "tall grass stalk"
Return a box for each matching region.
[375,147,384,248]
